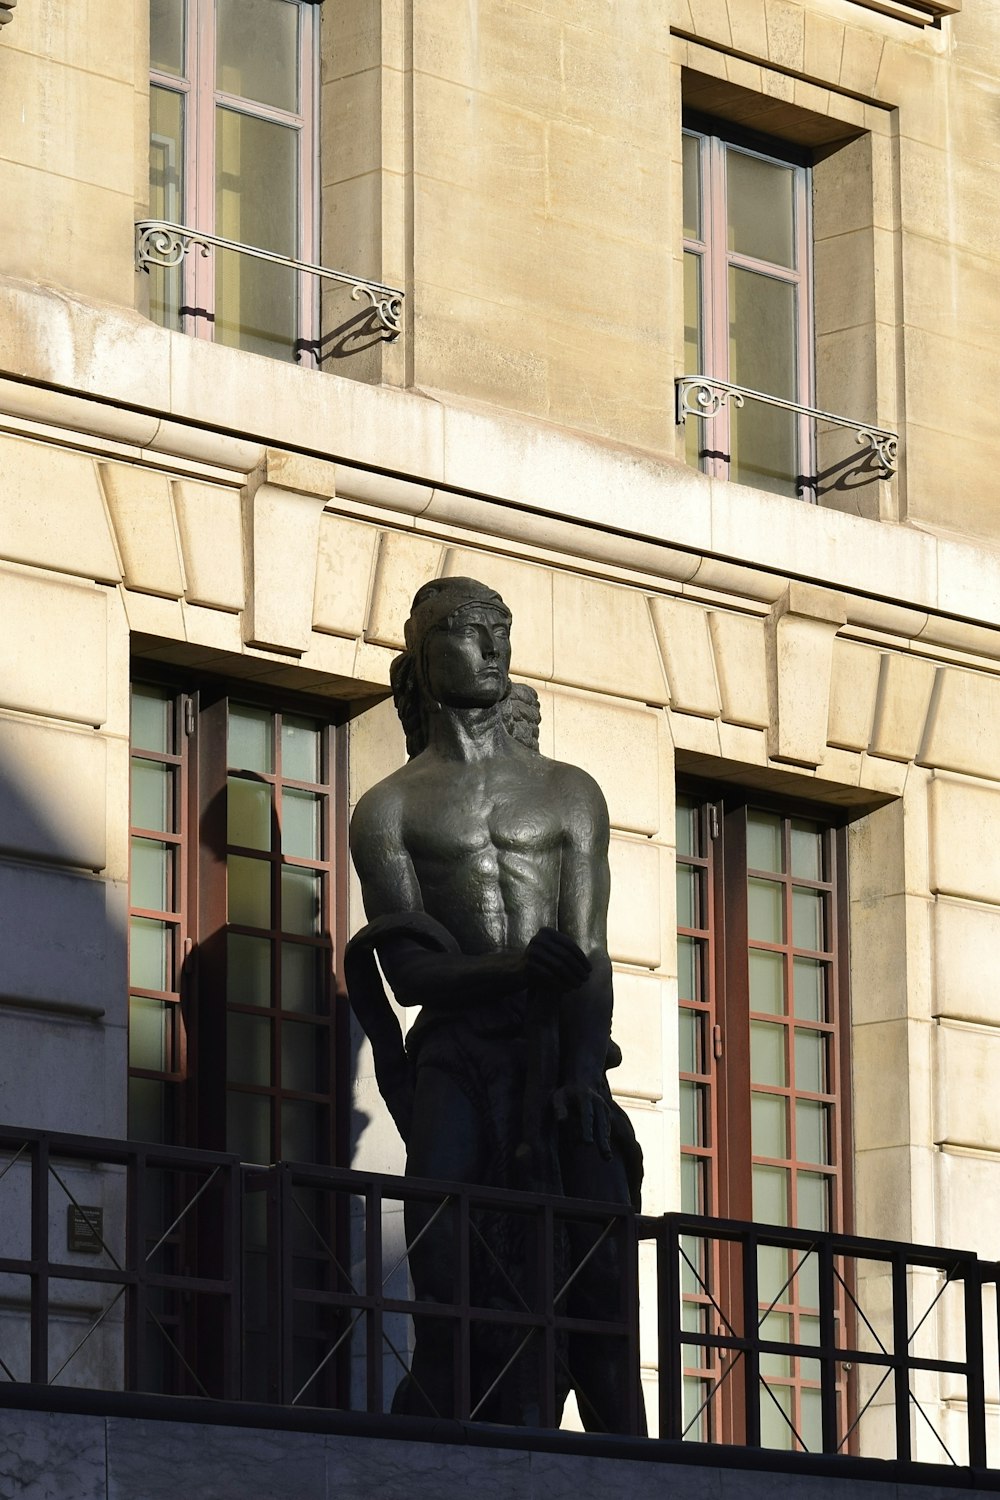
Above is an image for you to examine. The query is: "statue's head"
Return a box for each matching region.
[390,577,539,758]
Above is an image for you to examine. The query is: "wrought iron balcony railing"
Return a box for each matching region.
[0,1124,996,1472]
[675,375,899,478]
[134,219,404,338]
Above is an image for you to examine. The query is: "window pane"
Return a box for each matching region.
[749,949,785,1014]
[729,268,798,496]
[229,855,271,928]
[150,0,185,76]
[282,715,321,782]
[282,1021,326,1093]
[790,820,823,880]
[727,148,796,269]
[228,934,272,1007]
[130,1078,169,1144]
[229,776,272,851]
[679,1008,700,1072]
[751,1021,787,1087]
[228,1091,272,1163]
[281,866,322,936]
[131,686,172,753]
[759,1380,793,1449]
[229,705,274,774]
[149,86,184,329]
[283,789,321,860]
[793,957,827,1021]
[792,888,825,950]
[676,798,698,857]
[801,1386,822,1453]
[797,1172,829,1232]
[683,252,704,470]
[796,1101,830,1165]
[678,934,699,1001]
[228,1013,272,1087]
[282,942,324,1013]
[281,1100,326,1164]
[753,1164,789,1225]
[215,109,298,359]
[676,865,701,929]
[794,1029,827,1093]
[680,1156,704,1215]
[131,838,173,912]
[747,810,782,872]
[130,995,170,1072]
[758,1243,790,1303]
[682,134,702,240]
[759,1309,791,1376]
[217,0,298,112]
[748,879,783,943]
[132,760,173,833]
[130,917,170,991]
[752,1093,787,1159]
[680,1081,703,1147]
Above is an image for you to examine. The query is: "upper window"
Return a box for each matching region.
[683,123,813,499]
[148,0,318,362]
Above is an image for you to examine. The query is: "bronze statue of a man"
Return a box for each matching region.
[347,576,642,1430]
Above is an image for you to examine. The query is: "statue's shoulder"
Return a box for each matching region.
[534,751,610,817]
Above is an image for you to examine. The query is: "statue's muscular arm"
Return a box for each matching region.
[350,777,590,1011]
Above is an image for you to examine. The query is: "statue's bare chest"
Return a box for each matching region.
[401,763,562,869]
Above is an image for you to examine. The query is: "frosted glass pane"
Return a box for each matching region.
[228,705,273,773]
[676,866,700,929]
[795,1029,826,1093]
[753,1164,789,1225]
[281,867,322,936]
[282,1021,325,1093]
[758,1243,790,1304]
[228,934,271,1007]
[683,134,702,239]
[131,838,172,912]
[676,798,698,857]
[801,1387,822,1453]
[680,1154,704,1215]
[228,855,271,928]
[760,1309,791,1376]
[750,949,785,1014]
[282,1100,325,1164]
[795,1248,820,1304]
[130,995,169,1072]
[797,1173,829,1232]
[150,0,185,76]
[680,1081,703,1147]
[678,935,698,1002]
[130,917,169,991]
[752,1093,787,1158]
[131,686,171,752]
[228,1092,271,1163]
[727,148,796,269]
[683,1371,710,1441]
[747,810,782,872]
[132,760,173,833]
[283,789,320,859]
[228,1013,271,1086]
[793,958,826,1021]
[679,1008,700,1072]
[748,879,783,943]
[790,820,823,879]
[282,942,324,1012]
[229,776,272,851]
[282,715,321,782]
[729,268,798,496]
[793,888,824,950]
[751,1022,787,1086]
[759,1380,793,1449]
[796,1101,830,1164]
[217,0,298,111]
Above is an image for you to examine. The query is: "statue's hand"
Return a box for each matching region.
[552,1080,613,1159]
[523,927,592,993]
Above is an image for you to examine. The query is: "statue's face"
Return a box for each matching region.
[423,604,511,708]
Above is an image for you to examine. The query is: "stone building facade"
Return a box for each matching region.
[2,0,1000,1491]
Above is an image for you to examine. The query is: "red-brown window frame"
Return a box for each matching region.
[127,668,351,1168]
[677,781,854,1450]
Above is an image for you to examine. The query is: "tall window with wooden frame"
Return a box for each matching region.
[148,0,319,360]
[682,120,814,499]
[676,790,852,1451]
[127,678,348,1167]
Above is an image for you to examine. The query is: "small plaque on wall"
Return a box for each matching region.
[67,1205,103,1254]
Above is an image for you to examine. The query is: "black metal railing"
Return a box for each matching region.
[1,1125,998,1470]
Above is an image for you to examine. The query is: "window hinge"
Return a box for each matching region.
[712,1024,723,1060]
[183,697,195,737]
[709,805,720,840]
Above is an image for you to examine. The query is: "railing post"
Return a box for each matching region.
[964,1260,988,1469]
[621,1209,642,1437]
[29,1136,48,1385]
[818,1238,838,1454]
[657,1215,683,1441]
[365,1180,383,1415]
[891,1251,912,1463]
[742,1229,761,1447]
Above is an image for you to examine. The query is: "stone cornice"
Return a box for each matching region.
[0,2,16,27]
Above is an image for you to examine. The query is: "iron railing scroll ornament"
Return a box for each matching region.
[134,219,404,338]
[675,375,899,478]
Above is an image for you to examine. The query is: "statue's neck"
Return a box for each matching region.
[426,704,511,763]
